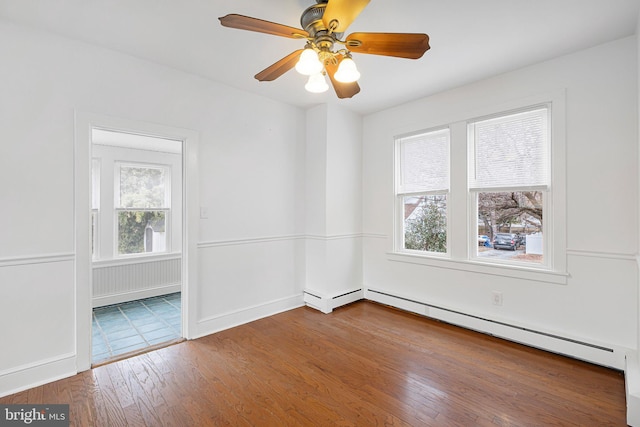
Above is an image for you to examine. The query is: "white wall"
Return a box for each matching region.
[627,16,640,426]
[0,19,305,395]
[362,36,638,369]
[303,104,364,312]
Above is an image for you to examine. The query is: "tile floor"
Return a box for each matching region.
[92,292,182,364]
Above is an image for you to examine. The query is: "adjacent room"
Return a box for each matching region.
[1,0,639,425]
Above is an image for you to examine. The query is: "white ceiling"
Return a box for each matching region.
[1,0,639,115]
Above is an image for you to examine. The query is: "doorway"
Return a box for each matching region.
[90,129,184,364]
[74,112,199,371]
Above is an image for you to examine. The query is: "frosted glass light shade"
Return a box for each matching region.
[334,57,361,83]
[305,73,329,93]
[295,49,323,76]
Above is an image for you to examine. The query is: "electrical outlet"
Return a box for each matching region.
[492,291,503,306]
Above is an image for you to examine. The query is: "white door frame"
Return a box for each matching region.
[74,111,199,371]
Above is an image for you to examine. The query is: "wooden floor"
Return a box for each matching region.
[1,301,627,426]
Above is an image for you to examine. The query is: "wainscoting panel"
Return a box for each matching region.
[0,256,76,397]
[92,254,181,307]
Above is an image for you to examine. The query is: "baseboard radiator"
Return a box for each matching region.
[92,255,181,307]
[365,288,622,369]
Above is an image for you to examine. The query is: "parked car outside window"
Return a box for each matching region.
[492,233,520,250]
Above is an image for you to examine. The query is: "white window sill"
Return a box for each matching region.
[386,252,568,285]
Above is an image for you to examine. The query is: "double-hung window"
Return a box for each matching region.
[115,163,171,256]
[396,128,450,254]
[468,106,550,266]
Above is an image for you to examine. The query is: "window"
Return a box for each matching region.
[468,106,550,266]
[391,95,566,282]
[115,163,170,256]
[395,129,450,254]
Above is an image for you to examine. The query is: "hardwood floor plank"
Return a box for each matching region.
[92,363,133,426]
[0,301,627,425]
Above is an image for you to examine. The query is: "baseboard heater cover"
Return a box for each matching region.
[304,288,364,313]
[367,289,614,353]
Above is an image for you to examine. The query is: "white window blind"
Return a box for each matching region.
[469,107,549,190]
[398,129,450,194]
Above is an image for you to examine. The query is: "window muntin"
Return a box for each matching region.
[115,163,170,256]
[469,106,550,266]
[396,128,450,254]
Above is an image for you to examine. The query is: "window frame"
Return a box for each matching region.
[113,161,172,258]
[389,91,567,285]
[467,104,552,269]
[91,158,101,261]
[394,127,451,257]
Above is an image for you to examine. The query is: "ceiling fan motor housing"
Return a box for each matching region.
[301,3,343,42]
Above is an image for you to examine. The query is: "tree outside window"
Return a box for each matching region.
[116,164,170,256]
[396,128,450,255]
[404,195,447,253]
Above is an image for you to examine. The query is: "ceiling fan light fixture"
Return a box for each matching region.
[295,48,324,75]
[334,55,361,83]
[305,72,329,93]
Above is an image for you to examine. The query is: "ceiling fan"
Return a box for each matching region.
[219,0,430,99]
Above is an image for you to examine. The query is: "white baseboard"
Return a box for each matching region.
[626,353,640,426]
[303,288,364,314]
[193,294,305,339]
[365,288,627,370]
[0,353,76,398]
[92,284,181,308]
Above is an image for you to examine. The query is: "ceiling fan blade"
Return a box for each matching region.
[322,0,371,33]
[219,14,309,39]
[325,57,361,99]
[255,50,304,82]
[346,32,430,59]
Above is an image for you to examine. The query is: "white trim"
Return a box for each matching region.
[193,294,304,339]
[0,253,74,268]
[92,283,181,308]
[626,353,640,426]
[197,234,304,249]
[197,233,365,248]
[566,249,637,261]
[0,353,76,398]
[362,233,388,239]
[305,233,363,241]
[387,251,569,285]
[92,252,181,269]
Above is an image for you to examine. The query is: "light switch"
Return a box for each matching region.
[200,206,209,219]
